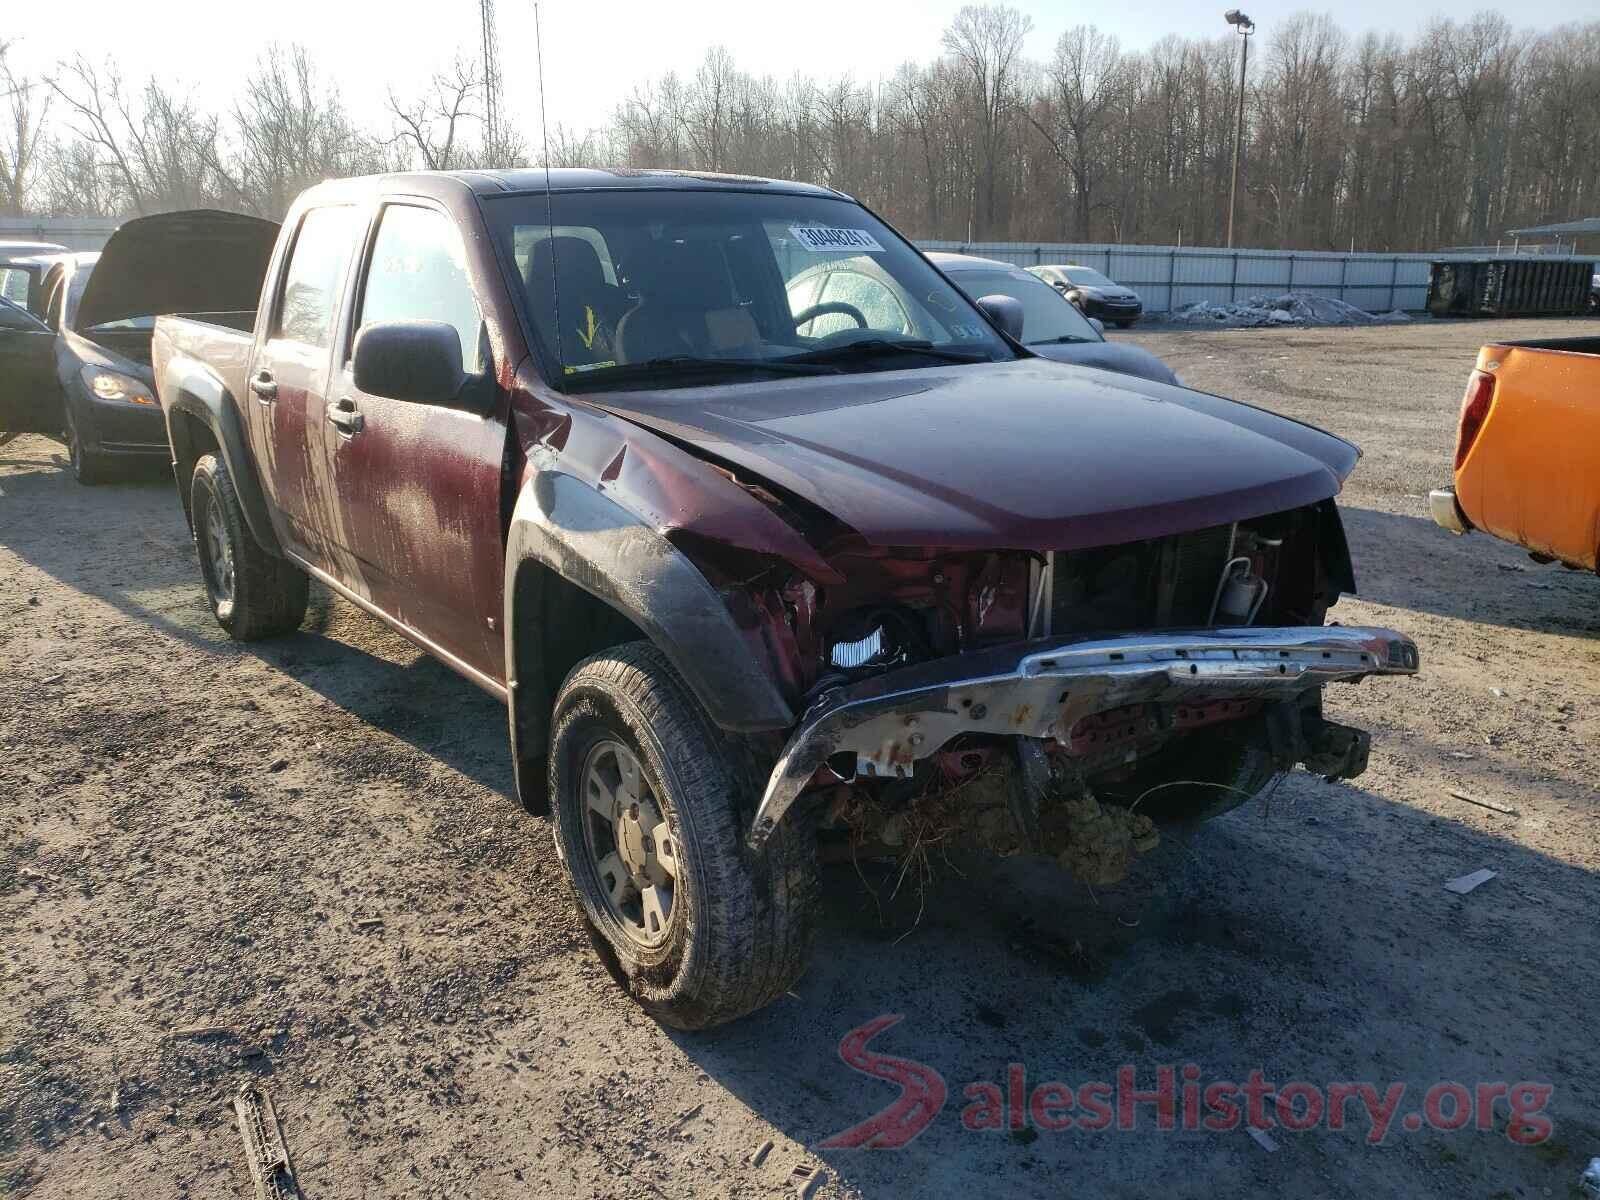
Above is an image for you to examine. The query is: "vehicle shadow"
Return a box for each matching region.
[0,441,510,795]
[1341,505,1599,637]
[254,603,513,797]
[668,773,1599,1198]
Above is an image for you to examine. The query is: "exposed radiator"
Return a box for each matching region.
[1048,523,1235,636]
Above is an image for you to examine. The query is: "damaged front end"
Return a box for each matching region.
[725,504,1417,887]
[747,624,1415,880]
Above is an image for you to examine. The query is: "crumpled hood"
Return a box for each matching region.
[594,358,1358,553]
[76,209,279,331]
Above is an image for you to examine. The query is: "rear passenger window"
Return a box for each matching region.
[358,205,483,372]
[275,206,359,349]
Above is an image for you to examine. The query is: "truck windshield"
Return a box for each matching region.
[483,189,1015,390]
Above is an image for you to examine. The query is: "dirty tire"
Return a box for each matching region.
[550,641,817,1030]
[190,453,308,641]
[65,407,111,486]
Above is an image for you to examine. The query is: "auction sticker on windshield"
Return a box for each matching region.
[790,226,885,253]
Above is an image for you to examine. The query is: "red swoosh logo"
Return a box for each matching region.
[817,1015,947,1149]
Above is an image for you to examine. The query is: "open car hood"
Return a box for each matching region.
[595,358,1359,553]
[75,209,279,331]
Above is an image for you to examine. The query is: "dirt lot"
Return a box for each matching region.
[3,317,1598,1198]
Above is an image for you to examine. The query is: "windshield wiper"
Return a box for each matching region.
[567,354,838,385]
[1028,334,1096,345]
[782,337,991,366]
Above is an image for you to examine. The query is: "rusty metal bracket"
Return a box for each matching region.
[234,1083,301,1200]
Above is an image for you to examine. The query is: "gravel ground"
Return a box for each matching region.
[3,316,1598,1198]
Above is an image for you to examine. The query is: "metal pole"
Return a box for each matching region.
[1226,27,1251,249]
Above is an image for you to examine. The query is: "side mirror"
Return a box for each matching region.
[976,294,1025,342]
[353,320,469,408]
[1088,317,1105,335]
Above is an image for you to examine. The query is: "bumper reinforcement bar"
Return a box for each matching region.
[747,624,1419,850]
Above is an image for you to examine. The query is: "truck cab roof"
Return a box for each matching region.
[300,168,849,205]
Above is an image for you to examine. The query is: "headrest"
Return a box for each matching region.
[526,236,607,295]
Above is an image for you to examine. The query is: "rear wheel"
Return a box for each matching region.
[550,641,817,1030]
[190,453,308,640]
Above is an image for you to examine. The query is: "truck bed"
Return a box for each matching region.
[151,312,257,420]
[1447,335,1600,571]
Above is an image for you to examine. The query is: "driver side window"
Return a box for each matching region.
[810,270,911,338]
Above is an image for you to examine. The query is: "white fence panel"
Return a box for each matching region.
[917,239,1590,313]
[0,218,120,252]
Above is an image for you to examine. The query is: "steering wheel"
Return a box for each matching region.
[792,301,868,330]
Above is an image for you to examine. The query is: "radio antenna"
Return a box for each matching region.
[533,1,563,373]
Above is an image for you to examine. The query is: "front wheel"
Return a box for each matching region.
[65,405,110,485]
[1113,319,1136,329]
[190,453,308,640]
[550,641,817,1029]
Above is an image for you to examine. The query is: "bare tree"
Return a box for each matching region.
[613,76,685,168]
[46,55,223,214]
[387,56,483,171]
[46,56,149,213]
[0,40,50,215]
[213,45,373,216]
[680,47,738,171]
[10,5,1600,251]
[1030,25,1123,239]
[941,4,1033,238]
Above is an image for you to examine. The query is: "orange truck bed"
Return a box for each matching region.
[1429,336,1600,571]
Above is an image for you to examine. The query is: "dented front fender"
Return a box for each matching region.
[502,470,797,807]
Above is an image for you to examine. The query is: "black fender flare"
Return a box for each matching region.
[503,470,795,811]
[163,366,282,556]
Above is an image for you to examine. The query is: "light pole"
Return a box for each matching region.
[1224,9,1256,249]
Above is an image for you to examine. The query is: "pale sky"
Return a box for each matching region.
[8,0,1599,148]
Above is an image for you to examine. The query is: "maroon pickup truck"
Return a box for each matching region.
[147,169,1417,1028]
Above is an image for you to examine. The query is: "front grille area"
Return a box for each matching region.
[1050,523,1234,636]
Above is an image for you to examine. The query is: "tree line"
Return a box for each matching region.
[3,7,1596,251]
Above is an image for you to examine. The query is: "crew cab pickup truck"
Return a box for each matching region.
[149,169,1418,1029]
[1430,337,1600,572]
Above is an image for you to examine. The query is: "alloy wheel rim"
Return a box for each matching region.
[204,498,235,604]
[580,739,678,947]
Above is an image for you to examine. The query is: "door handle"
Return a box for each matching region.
[249,370,278,401]
[326,396,364,434]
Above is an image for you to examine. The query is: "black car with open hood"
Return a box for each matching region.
[4,209,280,484]
[74,210,279,333]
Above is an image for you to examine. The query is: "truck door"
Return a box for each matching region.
[245,205,362,568]
[0,299,61,437]
[320,201,509,685]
